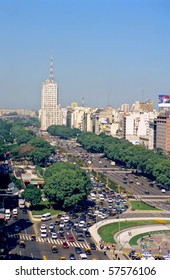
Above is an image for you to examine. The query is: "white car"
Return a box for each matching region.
[141,252,152,258]
[59,221,65,228]
[41,231,47,238]
[63,216,69,223]
[101,213,108,219]
[78,221,85,228]
[163,253,170,260]
[40,224,47,231]
[51,232,57,239]
[97,212,103,218]
[13,208,18,215]
[82,225,88,231]
[5,214,11,220]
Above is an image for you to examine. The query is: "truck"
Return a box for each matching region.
[18,199,25,209]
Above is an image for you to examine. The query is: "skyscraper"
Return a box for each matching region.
[40,55,62,131]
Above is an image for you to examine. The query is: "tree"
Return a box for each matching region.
[22,184,41,206]
[47,125,81,139]
[44,162,91,209]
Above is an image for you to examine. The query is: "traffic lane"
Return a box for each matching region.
[8,239,43,260]
[6,209,35,237]
[121,212,170,218]
[39,241,109,260]
[36,219,95,249]
[108,172,166,196]
[142,200,170,212]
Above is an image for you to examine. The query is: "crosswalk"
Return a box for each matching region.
[8,233,100,250]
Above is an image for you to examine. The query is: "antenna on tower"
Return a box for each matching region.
[82,97,84,107]
[49,51,54,81]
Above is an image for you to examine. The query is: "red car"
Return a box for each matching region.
[63,241,69,249]
[68,236,75,242]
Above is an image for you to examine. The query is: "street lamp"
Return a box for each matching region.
[95,169,100,228]
[117,185,121,251]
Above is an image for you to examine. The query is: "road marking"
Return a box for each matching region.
[8,234,96,250]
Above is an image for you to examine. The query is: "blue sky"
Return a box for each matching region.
[0,0,170,110]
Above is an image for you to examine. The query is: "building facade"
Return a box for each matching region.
[40,56,62,131]
[155,115,170,152]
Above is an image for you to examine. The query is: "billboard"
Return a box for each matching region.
[159,94,170,108]
[99,118,109,124]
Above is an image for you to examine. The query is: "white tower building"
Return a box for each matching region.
[40,55,62,131]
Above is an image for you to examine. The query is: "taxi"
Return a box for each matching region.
[153,254,163,260]
[59,256,66,260]
[51,246,58,253]
[135,252,142,259]
[19,241,26,248]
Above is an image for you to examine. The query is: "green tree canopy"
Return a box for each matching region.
[47,125,81,139]
[22,184,41,206]
[44,162,91,209]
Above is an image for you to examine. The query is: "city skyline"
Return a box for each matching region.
[0,0,170,110]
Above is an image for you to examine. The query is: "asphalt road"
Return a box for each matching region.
[6,208,109,260]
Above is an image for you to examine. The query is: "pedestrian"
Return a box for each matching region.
[115,253,118,259]
[158,246,161,253]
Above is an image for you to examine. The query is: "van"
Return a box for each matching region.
[80,253,88,260]
[41,213,51,221]
[18,199,25,209]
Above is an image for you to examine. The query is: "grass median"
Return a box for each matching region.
[129,200,161,211]
[97,219,170,244]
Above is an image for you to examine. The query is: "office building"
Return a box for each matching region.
[40,55,62,131]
